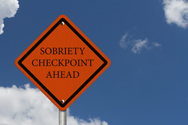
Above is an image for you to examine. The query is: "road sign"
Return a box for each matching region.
[15,15,110,111]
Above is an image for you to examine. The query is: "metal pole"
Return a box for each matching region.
[59,110,67,125]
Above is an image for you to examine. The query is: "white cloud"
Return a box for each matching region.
[119,33,129,49]
[0,84,108,125]
[119,33,161,54]
[0,0,19,34]
[163,0,188,28]
[131,39,149,54]
[152,42,161,47]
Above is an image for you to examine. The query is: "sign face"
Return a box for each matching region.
[15,15,110,111]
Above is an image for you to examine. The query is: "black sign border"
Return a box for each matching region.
[18,18,108,108]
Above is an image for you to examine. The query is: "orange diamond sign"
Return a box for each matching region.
[15,15,110,111]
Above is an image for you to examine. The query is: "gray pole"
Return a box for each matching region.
[59,110,67,125]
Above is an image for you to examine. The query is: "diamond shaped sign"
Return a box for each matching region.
[15,15,110,111]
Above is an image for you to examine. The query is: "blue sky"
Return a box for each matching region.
[1,0,188,125]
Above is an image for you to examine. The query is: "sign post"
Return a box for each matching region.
[15,15,110,124]
[59,110,67,125]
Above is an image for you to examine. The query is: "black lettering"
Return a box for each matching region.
[60,71,65,78]
[80,47,85,55]
[53,71,59,78]
[46,71,52,78]
[64,47,67,54]
[39,59,45,66]
[68,47,73,55]
[65,59,70,66]
[58,59,64,66]
[51,59,57,66]
[53,48,58,55]
[70,59,77,66]
[46,59,51,66]
[66,71,72,78]
[40,47,45,55]
[81,59,87,66]
[45,47,52,55]
[32,59,38,66]
[58,48,64,54]
[73,47,79,55]
[77,59,80,66]
[73,71,79,78]
[88,59,94,66]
